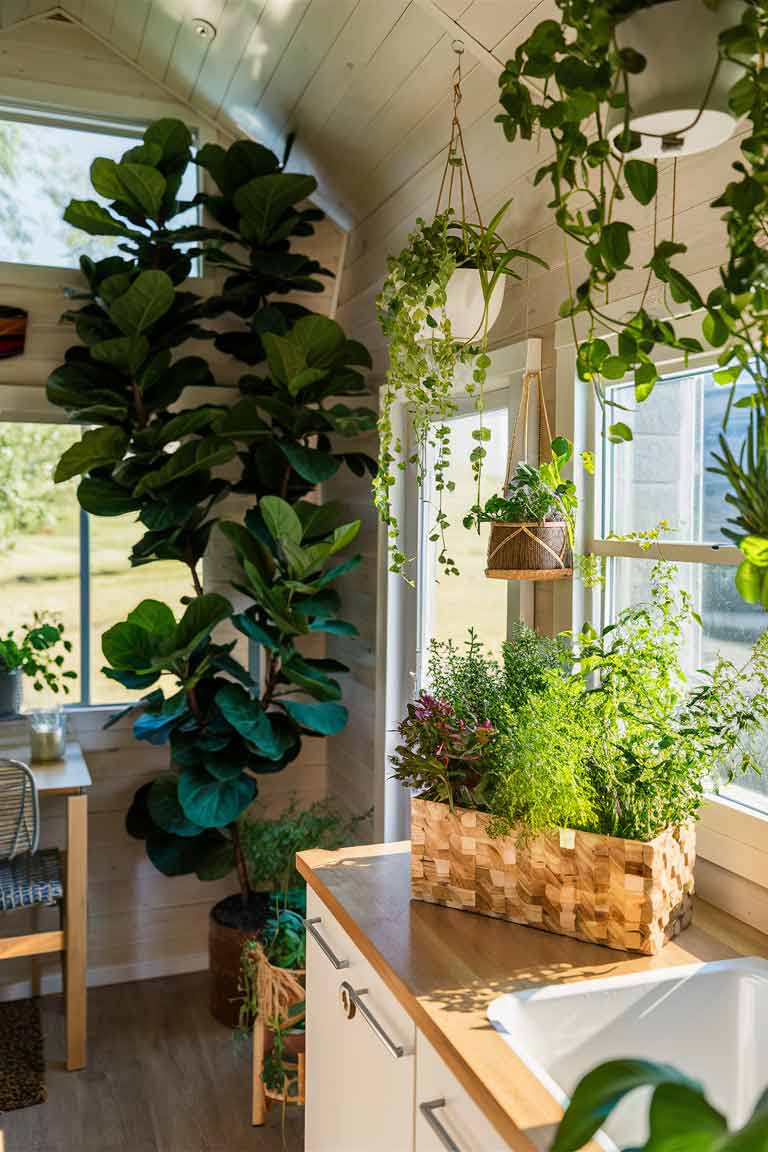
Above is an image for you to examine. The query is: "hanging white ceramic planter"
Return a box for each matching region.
[420,268,506,343]
[606,0,745,159]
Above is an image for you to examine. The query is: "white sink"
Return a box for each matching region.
[488,957,768,1150]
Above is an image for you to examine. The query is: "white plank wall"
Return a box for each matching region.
[0,13,348,990]
[328,12,743,816]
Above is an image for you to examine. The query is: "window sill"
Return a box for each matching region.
[697,793,768,891]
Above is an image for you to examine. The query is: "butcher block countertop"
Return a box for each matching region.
[297,841,768,1152]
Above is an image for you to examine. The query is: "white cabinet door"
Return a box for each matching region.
[305,887,416,1152]
[415,1033,513,1152]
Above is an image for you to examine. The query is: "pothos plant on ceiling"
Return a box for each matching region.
[496,0,768,606]
[375,47,546,580]
[46,121,375,960]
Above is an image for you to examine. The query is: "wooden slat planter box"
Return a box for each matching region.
[410,798,695,955]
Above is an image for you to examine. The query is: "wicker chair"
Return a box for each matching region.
[0,758,67,1038]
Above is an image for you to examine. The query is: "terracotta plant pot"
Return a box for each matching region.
[606,0,744,158]
[208,892,270,1027]
[420,268,506,343]
[410,797,695,955]
[485,520,573,581]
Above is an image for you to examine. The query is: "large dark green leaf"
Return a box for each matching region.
[144,117,192,163]
[281,699,348,735]
[283,653,341,700]
[77,476,142,517]
[110,270,175,335]
[291,314,346,367]
[647,1082,727,1149]
[551,1061,701,1152]
[135,437,236,494]
[233,173,317,243]
[600,221,633,271]
[278,440,340,483]
[54,426,129,483]
[148,774,205,837]
[216,683,283,759]
[172,593,232,658]
[260,495,303,545]
[90,157,125,201]
[116,163,166,219]
[178,766,256,829]
[63,200,141,238]
[128,599,177,642]
[133,691,188,744]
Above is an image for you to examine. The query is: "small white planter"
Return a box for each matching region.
[607,0,745,158]
[420,268,506,343]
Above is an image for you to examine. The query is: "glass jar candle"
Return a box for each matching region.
[28,707,66,763]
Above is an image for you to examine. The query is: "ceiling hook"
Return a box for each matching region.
[451,38,465,55]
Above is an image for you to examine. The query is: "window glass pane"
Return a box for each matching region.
[419,405,509,662]
[89,514,195,705]
[0,116,198,269]
[606,556,767,804]
[0,423,81,706]
[604,368,753,543]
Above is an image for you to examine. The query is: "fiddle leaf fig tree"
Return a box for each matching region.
[47,121,374,915]
[496,0,768,605]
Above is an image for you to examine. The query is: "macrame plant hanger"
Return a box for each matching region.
[434,41,483,248]
[485,370,574,582]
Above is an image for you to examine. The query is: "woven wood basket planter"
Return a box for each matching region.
[485,520,573,581]
[411,798,695,955]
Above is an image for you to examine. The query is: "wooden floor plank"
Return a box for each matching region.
[0,972,303,1152]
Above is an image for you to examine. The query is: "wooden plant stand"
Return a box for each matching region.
[249,944,306,1126]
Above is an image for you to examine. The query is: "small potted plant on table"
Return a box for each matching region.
[0,613,76,717]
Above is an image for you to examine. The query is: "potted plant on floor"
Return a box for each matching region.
[375,46,546,579]
[495,0,768,606]
[0,614,76,717]
[46,121,375,1024]
[464,436,577,581]
[399,564,768,954]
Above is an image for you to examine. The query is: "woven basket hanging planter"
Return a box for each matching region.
[411,797,696,956]
[485,368,574,582]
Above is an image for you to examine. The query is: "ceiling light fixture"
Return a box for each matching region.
[191,17,216,40]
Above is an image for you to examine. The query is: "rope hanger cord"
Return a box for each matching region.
[434,40,484,232]
[504,369,553,492]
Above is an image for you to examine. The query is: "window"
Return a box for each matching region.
[0,421,193,706]
[0,104,198,270]
[587,364,768,816]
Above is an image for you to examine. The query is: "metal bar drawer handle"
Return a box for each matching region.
[339,981,409,1059]
[420,1100,462,1152]
[304,917,350,970]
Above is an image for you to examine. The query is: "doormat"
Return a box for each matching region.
[0,999,46,1111]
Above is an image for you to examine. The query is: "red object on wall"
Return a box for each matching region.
[0,307,27,358]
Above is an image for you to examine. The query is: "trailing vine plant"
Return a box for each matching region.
[496,0,768,604]
[376,47,545,579]
[46,121,374,915]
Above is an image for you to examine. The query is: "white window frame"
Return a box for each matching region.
[0,94,214,288]
[554,309,768,910]
[374,337,541,843]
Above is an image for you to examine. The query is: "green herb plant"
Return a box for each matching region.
[496,0,768,606]
[0,613,77,696]
[465,436,577,539]
[238,797,371,902]
[492,561,768,842]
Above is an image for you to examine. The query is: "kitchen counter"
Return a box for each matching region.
[297,841,768,1152]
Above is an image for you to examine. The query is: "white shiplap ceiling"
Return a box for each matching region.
[0,0,550,227]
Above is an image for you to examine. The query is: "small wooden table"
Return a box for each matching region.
[0,740,91,1070]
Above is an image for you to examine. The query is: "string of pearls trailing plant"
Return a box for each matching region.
[496,0,768,606]
[375,45,546,580]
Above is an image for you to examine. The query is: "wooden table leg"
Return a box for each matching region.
[252,1017,266,1126]
[64,792,87,1071]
